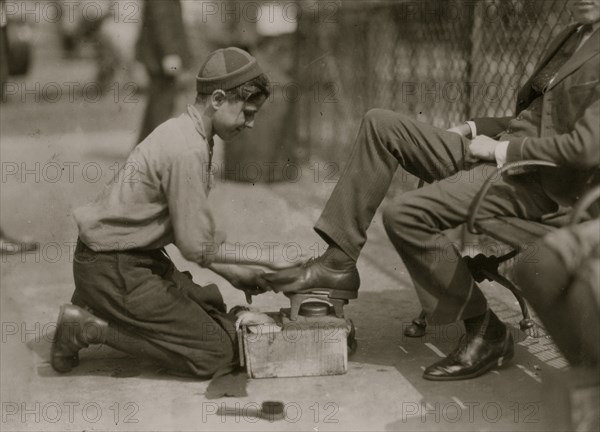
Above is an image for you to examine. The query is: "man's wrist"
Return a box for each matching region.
[494,141,510,167]
[465,121,477,139]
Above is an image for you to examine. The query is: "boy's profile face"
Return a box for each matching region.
[212,94,266,141]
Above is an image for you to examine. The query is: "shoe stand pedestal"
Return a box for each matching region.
[239,302,354,379]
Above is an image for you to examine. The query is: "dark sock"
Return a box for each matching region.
[464,309,505,341]
[320,245,355,269]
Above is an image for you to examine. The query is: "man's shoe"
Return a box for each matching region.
[423,327,514,381]
[51,304,108,373]
[263,257,360,300]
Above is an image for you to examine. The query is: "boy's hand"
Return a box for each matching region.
[230,266,271,305]
[227,265,270,291]
[210,264,271,304]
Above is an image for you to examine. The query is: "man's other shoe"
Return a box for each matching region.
[423,325,514,381]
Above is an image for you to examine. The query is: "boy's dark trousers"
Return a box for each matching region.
[71,239,237,378]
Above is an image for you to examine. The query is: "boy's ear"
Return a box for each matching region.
[210,90,227,110]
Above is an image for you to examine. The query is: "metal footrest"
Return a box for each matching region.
[284,292,348,320]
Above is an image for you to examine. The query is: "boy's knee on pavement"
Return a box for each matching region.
[190,345,235,378]
[195,339,236,378]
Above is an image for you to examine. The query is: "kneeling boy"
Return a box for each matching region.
[51,48,274,378]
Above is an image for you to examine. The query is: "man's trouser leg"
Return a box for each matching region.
[315,108,472,261]
[314,108,557,323]
[138,74,176,143]
[72,240,237,378]
[382,166,556,323]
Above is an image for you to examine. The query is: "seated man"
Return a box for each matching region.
[51,48,278,378]
[515,219,600,367]
[266,0,600,380]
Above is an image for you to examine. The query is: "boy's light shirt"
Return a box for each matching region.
[187,104,215,190]
[73,107,220,266]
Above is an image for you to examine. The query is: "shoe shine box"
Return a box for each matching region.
[238,303,353,378]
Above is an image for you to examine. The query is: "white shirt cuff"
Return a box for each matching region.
[494,141,510,167]
[465,121,477,138]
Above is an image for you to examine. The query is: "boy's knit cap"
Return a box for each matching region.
[196,47,263,95]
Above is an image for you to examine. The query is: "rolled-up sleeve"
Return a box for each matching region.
[162,149,221,266]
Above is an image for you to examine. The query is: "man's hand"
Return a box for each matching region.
[468,135,500,162]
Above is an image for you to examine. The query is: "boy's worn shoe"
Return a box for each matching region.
[51,304,109,373]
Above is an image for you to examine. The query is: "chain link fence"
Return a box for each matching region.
[295,0,572,163]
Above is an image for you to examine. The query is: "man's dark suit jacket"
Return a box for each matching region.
[473,24,600,205]
[136,0,191,76]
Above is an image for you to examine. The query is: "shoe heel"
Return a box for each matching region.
[326,289,358,300]
[53,304,67,342]
[496,332,515,368]
[51,304,74,373]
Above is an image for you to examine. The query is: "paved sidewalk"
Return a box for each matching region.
[0,20,566,432]
[0,144,559,431]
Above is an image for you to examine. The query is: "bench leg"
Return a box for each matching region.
[489,272,539,337]
[465,251,540,338]
[404,298,537,338]
[404,310,427,337]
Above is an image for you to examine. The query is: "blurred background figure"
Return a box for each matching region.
[1,0,32,99]
[57,0,143,95]
[58,0,80,58]
[136,0,191,143]
[0,0,8,99]
[1,0,36,253]
[95,0,143,94]
[220,1,302,182]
